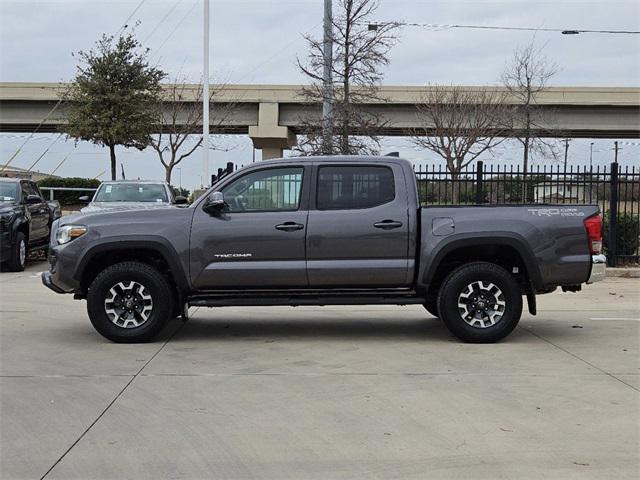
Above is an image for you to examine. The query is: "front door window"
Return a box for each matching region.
[221,167,303,212]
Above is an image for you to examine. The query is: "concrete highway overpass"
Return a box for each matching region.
[1,82,638,159]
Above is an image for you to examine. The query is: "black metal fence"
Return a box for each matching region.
[414,161,640,266]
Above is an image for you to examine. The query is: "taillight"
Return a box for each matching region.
[584,214,602,254]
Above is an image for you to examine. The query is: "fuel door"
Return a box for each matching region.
[432,217,455,236]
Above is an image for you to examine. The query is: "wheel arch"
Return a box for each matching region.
[75,237,190,298]
[12,217,29,241]
[422,233,543,295]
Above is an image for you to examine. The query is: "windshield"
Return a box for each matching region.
[0,183,18,202]
[93,183,169,203]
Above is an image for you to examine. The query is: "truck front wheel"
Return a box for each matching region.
[7,231,27,272]
[87,261,174,343]
[437,262,522,343]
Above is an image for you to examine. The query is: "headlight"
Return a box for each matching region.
[56,225,87,245]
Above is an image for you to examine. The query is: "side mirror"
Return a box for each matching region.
[203,191,225,214]
[25,194,42,205]
[78,195,90,202]
[174,196,188,205]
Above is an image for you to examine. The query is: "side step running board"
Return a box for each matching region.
[188,289,424,307]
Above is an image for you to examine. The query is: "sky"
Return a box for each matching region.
[1,0,639,189]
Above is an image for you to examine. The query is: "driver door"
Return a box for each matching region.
[190,165,309,289]
[21,181,49,242]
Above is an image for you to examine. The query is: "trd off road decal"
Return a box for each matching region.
[527,208,586,217]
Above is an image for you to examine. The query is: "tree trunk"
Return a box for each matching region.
[451,171,461,204]
[341,2,351,154]
[522,137,529,201]
[109,144,117,180]
[165,164,173,184]
[521,107,531,201]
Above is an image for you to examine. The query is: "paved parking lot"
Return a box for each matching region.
[1,261,638,479]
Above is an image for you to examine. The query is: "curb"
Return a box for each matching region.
[607,268,640,278]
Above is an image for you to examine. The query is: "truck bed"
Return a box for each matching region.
[418,204,600,291]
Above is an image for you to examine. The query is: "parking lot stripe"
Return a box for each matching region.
[521,327,639,393]
[39,322,186,480]
[590,317,640,321]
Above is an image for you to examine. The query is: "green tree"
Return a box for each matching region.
[61,33,166,180]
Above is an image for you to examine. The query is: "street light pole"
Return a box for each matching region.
[202,0,210,187]
[322,0,333,154]
[589,142,594,169]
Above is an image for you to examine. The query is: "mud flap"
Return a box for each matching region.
[526,290,537,315]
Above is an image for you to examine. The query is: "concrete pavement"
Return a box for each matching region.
[1,261,638,479]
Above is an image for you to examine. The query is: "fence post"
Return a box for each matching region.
[49,189,54,201]
[608,161,619,267]
[475,161,484,205]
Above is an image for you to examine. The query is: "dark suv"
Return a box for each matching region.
[0,178,60,271]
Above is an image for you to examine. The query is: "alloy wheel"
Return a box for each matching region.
[18,239,26,267]
[104,281,153,328]
[457,281,506,328]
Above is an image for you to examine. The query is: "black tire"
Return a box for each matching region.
[87,261,174,343]
[437,262,522,343]
[7,231,27,272]
[423,296,439,317]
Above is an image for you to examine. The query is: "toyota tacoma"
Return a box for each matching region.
[42,156,606,343]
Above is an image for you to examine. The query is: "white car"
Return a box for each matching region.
[80,180,187,214]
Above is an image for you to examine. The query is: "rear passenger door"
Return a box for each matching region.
[306,163,411,287]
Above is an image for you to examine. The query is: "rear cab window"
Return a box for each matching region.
[316,165,395,210]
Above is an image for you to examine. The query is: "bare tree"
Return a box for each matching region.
[149,80,232,184]
[411,85,511,202]
[501,41,560,179]
[296,0,398,155]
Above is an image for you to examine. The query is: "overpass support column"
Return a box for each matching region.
[248,102,296,160]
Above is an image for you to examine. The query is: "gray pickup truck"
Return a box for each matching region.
[42,156,605,343]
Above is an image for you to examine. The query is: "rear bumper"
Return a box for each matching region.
[587,254,607,284]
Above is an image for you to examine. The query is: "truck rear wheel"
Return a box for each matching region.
[437,262,522,343]
[87,261,174,343]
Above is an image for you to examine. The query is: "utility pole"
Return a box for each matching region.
[202,0,210,187]
[322,0,333,154]
[614,140,619,163]
[563,138,570,170]
[589,142,594,169]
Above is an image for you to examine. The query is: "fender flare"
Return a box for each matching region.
[11,217,29,241]
[73,236,191,294]
[422,233,543,291]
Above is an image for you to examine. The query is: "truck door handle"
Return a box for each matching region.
[373,220,403,230]
[275,222,304,232]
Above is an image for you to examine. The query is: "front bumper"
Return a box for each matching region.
[41,271,67,294]
[587,254,607,284]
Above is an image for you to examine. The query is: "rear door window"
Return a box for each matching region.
[316,165,395,210]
